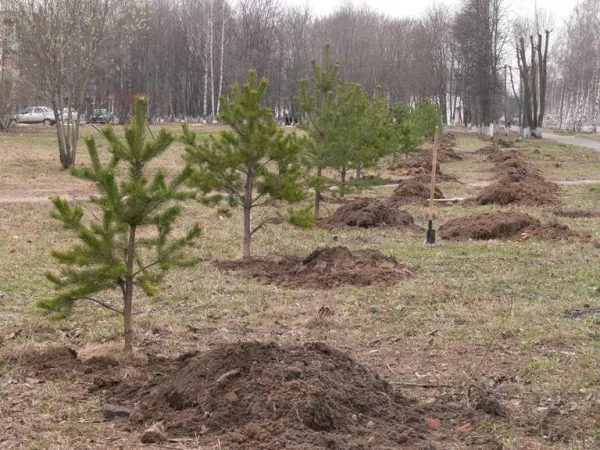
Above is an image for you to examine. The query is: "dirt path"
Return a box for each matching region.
[544,132,600,151]
[0,191,91,204]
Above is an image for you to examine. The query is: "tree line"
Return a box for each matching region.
[4,0,520,127]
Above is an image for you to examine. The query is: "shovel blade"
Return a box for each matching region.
[426,221,436,245]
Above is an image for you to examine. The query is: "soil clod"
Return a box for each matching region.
[103,403,134,420]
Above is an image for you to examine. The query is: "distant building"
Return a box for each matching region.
[0,11,19,79]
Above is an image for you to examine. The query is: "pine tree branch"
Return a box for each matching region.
[77,296,123,315]
[255,157,273,173]
[131,245,181,278]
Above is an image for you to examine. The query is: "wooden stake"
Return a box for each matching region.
[426,126,440,245]
[428,126,440,221]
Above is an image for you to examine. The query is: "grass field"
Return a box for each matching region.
[1,125,600,449]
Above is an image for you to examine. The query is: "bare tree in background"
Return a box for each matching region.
[7,0,134,168]
[454,0,508,134]
[514,10,552,138]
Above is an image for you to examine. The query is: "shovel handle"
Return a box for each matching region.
[428,126,440,222]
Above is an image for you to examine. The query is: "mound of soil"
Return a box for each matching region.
[113,342,438,449]
[439,212,539,241]
[493,158,533,176]
[485,149,523,164]
[320,198,418,229]
[442,131,457,147]
[389,155,458,181]
[440,212,583,241]
[389,178,444,205]
[496,138,515,148]
[476,171,558,206]
[437,132,463,162]
[521,223,585,241]
[214,246,412,289]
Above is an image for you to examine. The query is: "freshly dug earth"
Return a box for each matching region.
[320,198,419,229]
[440,212,583,241]
[485,149,522,164]
[476,171,558,206]
[389,155,458,181]
[521,223,586,241]
[389,178,444,205]
[12,343,503,449]
[214,246,412,289]
[430,132,463,162]
[439,212,539,240]
[113,342,441,449]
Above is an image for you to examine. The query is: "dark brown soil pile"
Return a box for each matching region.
[553,209,600,219]
[476,171,558,206]
[521,223,586,241]
[440,132,462,162]
[320,198,419,229]
[497,138,515,148]
[485,149,522,164]
[440,212,583,241]
[214,246,412,289]
[439,212,539,240]
[113,342,438,449]
[442,131,456,147]
[389,155,458,181]
[389,178,444,205]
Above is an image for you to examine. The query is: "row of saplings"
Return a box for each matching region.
[42,81,587,352]
[35,83,579,449]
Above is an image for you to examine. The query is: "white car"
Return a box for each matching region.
[14,106,55,126]
[60,108,82,122]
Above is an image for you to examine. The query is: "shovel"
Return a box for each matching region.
[426,126,440,245]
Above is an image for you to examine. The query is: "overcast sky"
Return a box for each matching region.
[281,0,576,24]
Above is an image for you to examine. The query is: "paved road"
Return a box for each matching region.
[544,132,600,152]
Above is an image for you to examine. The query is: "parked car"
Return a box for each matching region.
[60,107,81,122]
[14,106,55,126]
[89,108,110,124]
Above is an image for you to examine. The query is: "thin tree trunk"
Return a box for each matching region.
[242,170,253,260]
[203,21,209,120]
[209,0,215,118]
[530,35,538,130]
[340,166,346,197]
[123,224,136,353]
[314,165,322,216]
[537,31,549,128]
[216,3,226,116]
[519,37,532,135]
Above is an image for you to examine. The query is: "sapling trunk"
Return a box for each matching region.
[340,166,346,197]
[314,165,322,216]
[242,171,253,260]
[123,224,136,352]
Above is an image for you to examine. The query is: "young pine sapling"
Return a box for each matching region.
[41,96,201,352]
[182,70,307,260]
